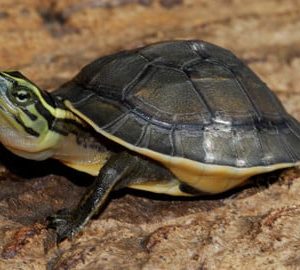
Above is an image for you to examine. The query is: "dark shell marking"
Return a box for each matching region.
[55,40,300,168]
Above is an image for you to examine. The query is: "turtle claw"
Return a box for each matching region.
[47,209,80,242]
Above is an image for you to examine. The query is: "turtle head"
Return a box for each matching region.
[0,71,61,160]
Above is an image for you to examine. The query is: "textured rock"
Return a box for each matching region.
[0,0,299,269]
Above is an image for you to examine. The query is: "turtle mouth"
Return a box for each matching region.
[0,89,18,121]
[0,80,23,136]
[0,75,15,113]
[0,101,20,134]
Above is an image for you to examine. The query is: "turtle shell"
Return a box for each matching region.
[55,40,300,168]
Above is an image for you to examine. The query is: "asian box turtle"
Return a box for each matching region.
[0,40,299,241]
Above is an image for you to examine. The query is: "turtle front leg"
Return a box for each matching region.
[48,152,171,242]
[48,152,139,241]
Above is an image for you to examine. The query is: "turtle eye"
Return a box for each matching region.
[10,87,33,105]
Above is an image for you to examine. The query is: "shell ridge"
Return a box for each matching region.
[234,130,247,167]
[136,51,152,62]
[173,129,184,157]
[264,88,286,115]
[188,40,210,59]
[284,119,300,159]
[252,126,267,165]
[121,59,151,101]
[137,123,151,148]
[125,105,173,130]
[101,111,129,131]
[275,124,297,162]
[169,125,176,156]
[182,58,205,70]
[205,58,262,121]
[286,118,300,140]
[182,68,214,120]
[231,129,240,166]
[135,122,150,147]
[70,92,96,106]
[87,84,123,101]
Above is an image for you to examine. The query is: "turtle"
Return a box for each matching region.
[0,40,299,241]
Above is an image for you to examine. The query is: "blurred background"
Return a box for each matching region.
[0,1,300,269]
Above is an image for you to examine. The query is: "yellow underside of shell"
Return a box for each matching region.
[65,101,299,195]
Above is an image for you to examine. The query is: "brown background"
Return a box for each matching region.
[0,0,300,269]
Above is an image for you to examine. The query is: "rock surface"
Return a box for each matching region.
[0,0,299,269]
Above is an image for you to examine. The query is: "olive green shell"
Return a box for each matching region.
[55,40,300,168]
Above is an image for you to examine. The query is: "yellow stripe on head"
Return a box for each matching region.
[0,71,71,159]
